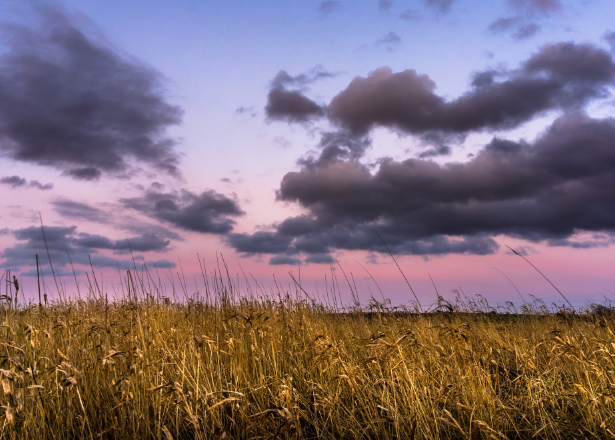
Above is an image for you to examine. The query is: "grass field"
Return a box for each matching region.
[0,265,614,439]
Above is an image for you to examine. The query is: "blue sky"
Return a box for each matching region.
[1,0,615,308]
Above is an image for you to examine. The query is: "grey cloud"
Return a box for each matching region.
[74,232,170,253]
[52,198,185,242]
[63,167,102,181]
[489,17,540,40]
[489,0,560,40]
[121,189,244,234]
[227,231,294,255]
[29,180,53,190]
[318,1,342,15]
[399,10,421,21]
[327,43,615,135]
[1,175,53,190]
[298,131,371,168]
[0,6,182,179]
[227,113,615,261]
[269,255,301,266]
[266,89,325,123]
[0,176,26,188]
[265,67,335,123]
[147,259,176,269]
[509,0,561,13]
[270,66,336,90]
[418,145,452,158]
[304,253,332,264]
[0,225,175,273]
[424,0,456,13]
[375,32,402,52]
[605,31,615,53]
[52,199,106,223]
[379,0,393,11]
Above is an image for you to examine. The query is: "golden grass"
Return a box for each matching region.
[0,289,614,438]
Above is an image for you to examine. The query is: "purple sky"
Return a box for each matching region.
[1,0,615,309]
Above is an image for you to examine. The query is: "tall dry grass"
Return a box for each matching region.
[0,266,614,439]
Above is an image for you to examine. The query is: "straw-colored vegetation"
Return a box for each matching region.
[0,268,614,439]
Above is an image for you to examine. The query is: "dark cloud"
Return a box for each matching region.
[418,145,452,158]
[489,0,561,40]
[605,31,615,53]
[327,43,615,135]
[488,17,540,40]
[269,255,301,266]
[298,131,371,168]
[424,0,456,13]
[304,253,332,264]
[265,67,335,123]
[52,199,106,223]
[74,232,170,253]
[509,0,561,13]
[235,106,256,117]
[0,5,182,179]
[0,225,175,273]
[121,189,244,234]
[1,175,53,190]
[318,1,342,15]
[0,176,26,188]
[375,32,402,52]
[63,167,102,181]
[399,10,421,21]
[227,113,615,262]
[227,231,294,255]
[269,66,336,90]
[266,89,325,123]
[379,0,393,11]
[29,180,53,190]
[52,198,185,243]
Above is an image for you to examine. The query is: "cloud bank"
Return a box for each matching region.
[0,5,183,180]
[0,225,176,273]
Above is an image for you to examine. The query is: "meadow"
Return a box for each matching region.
[0,260,614,439]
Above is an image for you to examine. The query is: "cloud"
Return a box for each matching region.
[604,31,615,53]
[399,10,421,21]
[318,1,342,15]
[488,0,561,40]
[29,180,53,190]
[424,0,456,13]
[227,231,294,255]
[1,175,53,190]
[227,113,615,262]
[298,131,371,167]
[121,188,244,234]
[509,0,561,13]
[488,17,540,40]
[265,67,335,123]
[327,43,615,135]
[0,176,26,188]
[52,198,185,243]
[0,225,175,272]
[379,0,393,11]
[0,5,183,179]
[63,167,102,181]
[418,145,452,158]
[266,89,326,123]
[235,106,256,117]
[74,232,170,253]
[375,32,402,52]
[52,199,107,223]
[269,255,301,265]
[269,66,337,90]
[304,253,332,264]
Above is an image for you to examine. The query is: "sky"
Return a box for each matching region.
[1,0,615,309]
